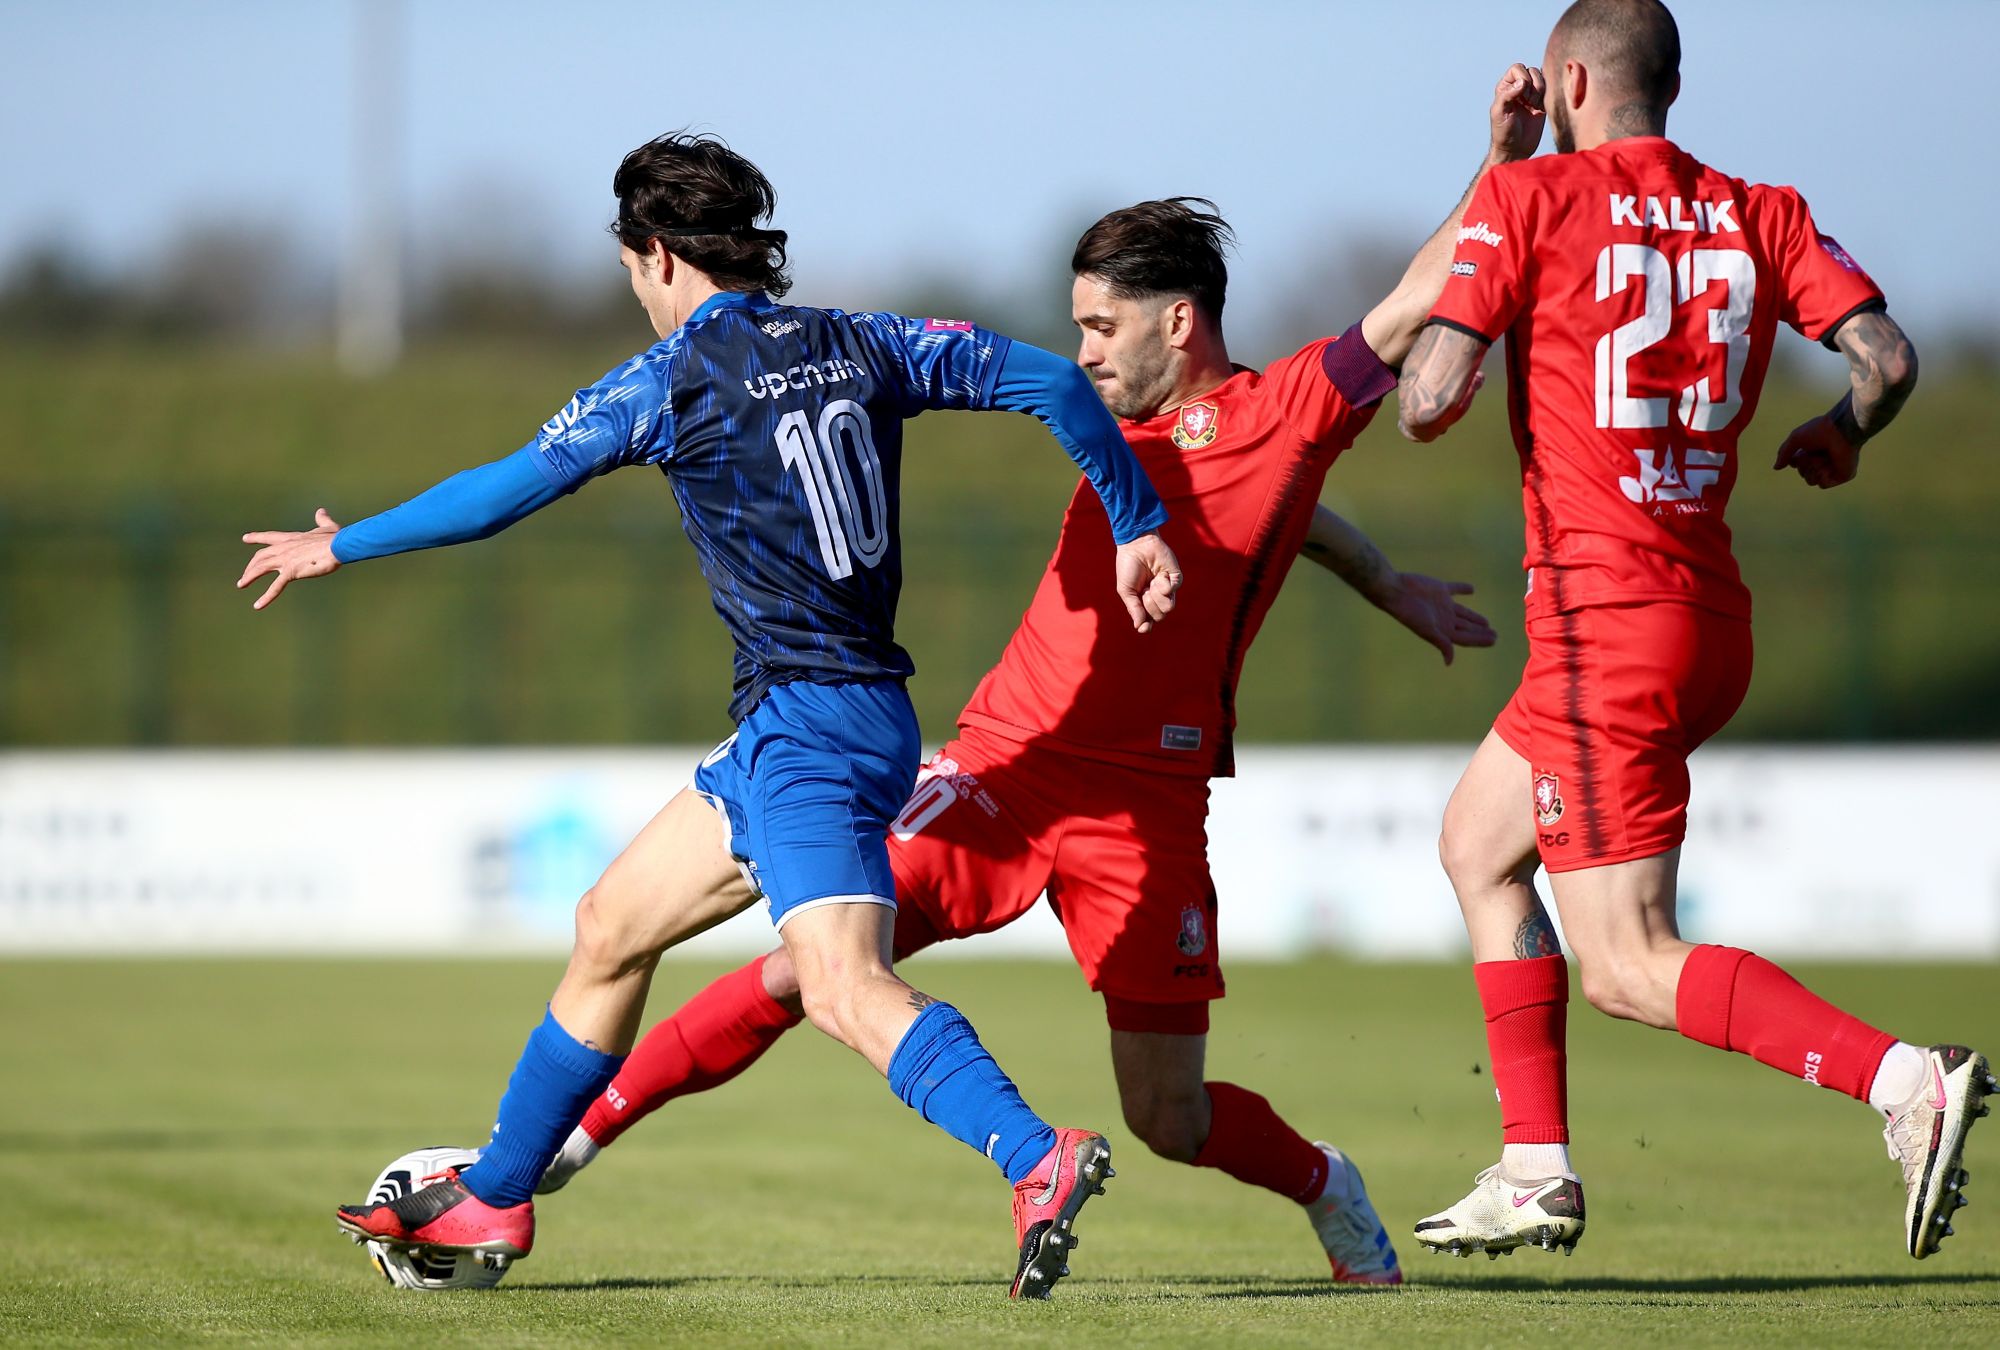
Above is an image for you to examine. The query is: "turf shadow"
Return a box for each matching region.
[506,1274,1008,1294]
[1411,1271,2000,1294]
[503,1277,710,1293]
[1199,1271,2000,1299]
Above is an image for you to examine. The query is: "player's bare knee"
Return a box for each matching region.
[1120,1087,1205,1163]
[794,988,847,1045]
[759,948,805,1015]
[571,884,669,980]
[791,965,877,1049]
[570,888,630,973]
[1577,957,1647,1022]
[1437,818,1491,891]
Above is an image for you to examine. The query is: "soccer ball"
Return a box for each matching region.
[359,1146,512,1292]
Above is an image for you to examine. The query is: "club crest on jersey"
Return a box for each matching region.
[1533,772,1565,827]
[1176,903,1209,957]
[1818,234,1862,273]
[1172,401,1220,449]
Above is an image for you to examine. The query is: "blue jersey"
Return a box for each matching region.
[532,292,1001,720]
[331,289,1167,725]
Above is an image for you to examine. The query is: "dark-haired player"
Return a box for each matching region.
[239,131,1184,1299]
[528,69,1543,1285]
[1398,0,1991,1261]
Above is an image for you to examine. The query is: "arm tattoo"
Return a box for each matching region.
[1364,157,1496,367]
[905,990,938,1013]
[1300,507,1398,606]
[1513,909,1562,960]
[1397,324,1488,437]
[1831,310,1918,444]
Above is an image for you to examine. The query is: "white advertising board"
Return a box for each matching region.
[1,748,1994,959]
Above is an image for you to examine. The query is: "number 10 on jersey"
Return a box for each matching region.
[776,399,889,580]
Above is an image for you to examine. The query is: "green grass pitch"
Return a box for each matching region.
[1,958,1994,1346]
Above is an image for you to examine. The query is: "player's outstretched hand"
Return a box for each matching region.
[1773,411,1862,489]
[1490,63,1547,163]
[1115,531,1182,634]
[238,507,342,610]
[1384,574,1498,666]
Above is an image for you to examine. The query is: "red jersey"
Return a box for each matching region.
[1428,137,1884,621]
[958,325,1396,778]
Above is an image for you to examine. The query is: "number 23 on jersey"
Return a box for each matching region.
[1595,244,1757,504]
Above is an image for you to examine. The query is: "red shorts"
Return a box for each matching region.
[885,724,1223,1024]
[1494,602,1752,872]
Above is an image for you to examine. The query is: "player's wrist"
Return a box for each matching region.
[1830,392,1868,448]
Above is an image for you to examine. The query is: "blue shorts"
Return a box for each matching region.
[692,678,921,928]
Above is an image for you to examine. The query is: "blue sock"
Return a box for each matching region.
[459,1008,624,1208]
[886,1002,1058,1184]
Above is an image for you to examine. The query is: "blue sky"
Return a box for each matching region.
[3,0,1992,343]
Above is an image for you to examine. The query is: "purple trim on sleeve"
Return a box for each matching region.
[1320,323,1398,408]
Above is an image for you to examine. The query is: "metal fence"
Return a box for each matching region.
[4,504,1995,748]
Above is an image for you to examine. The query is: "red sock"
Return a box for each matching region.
[1675,944,1896,1101]
[1473,956,1570,1144]
[580,954,803,1146]
[1191,1082,1330,1204]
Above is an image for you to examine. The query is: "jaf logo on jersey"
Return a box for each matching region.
[1457,220,1505,248]
[1171,401,1220,449]
[1533,772,1565,827]
[923,318,976,332]
[1176,903,1209,957]
[1618,446,1726,510]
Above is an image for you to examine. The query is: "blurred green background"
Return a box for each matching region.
[5,1,1998,753]
[4,331,1995,749]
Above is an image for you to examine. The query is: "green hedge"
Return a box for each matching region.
[4,340,1994,746]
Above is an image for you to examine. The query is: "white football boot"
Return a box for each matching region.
[1303,1144,1402,1284]
[1413,1163,1585,1259]
[1882,1044,1994,1258]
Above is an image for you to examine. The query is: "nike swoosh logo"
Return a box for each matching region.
[1512,1184,1553,1208]
[1029,1139,1076,1207]
[1930,1061,1947,1111]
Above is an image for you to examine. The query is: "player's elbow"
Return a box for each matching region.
[1880,333,1919,403]
[1397,391,1448,443]
[1398,414,1441,445]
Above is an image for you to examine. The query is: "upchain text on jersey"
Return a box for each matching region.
[331,292,1168,721]
[1428,137,1885,622]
